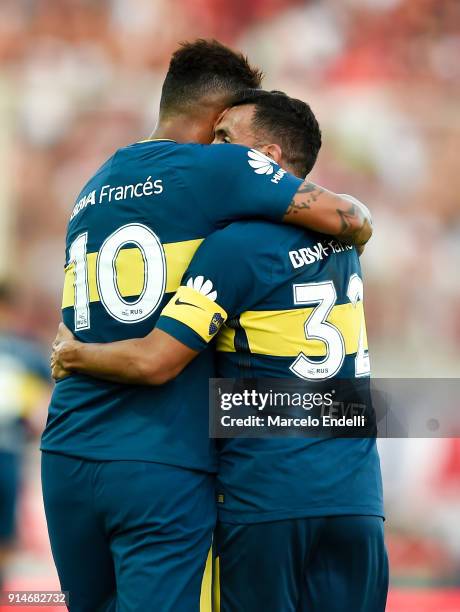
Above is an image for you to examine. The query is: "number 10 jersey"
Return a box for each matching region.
[41,140,302,470]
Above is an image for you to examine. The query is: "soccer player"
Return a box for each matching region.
[0,283,50,590]
[51,90,386,612]
[42,41,372,612]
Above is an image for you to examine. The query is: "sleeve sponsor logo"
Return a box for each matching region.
[247,149,274,175]
[247,149,286,184]
[184,277,224,335]
[186,276,217,301]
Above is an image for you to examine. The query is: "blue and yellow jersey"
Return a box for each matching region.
[157,220,384,520]
[41,142,302,471]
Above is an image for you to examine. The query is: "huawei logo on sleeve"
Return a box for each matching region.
[186,276,217,301]
[247,149,275,175]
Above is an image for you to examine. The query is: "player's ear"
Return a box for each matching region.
[261,143,282,166]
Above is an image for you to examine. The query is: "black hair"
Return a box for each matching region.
[231,89,322,178]
[159,39,264,116]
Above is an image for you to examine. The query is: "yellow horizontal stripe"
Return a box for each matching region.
[62,264,74,309]
[216,302,367,357]
[164,239,203,293]
[161,286,227,342]
[62,238,203,309]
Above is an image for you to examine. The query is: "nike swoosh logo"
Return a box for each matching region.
[174,297,204,310]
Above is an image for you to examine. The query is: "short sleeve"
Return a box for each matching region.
[156,222,277,351]
[190,144,302,227]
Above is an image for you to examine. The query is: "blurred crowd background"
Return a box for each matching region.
[0,0,459,609]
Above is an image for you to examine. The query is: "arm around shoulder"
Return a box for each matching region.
[283,182,373,246]
[52,328,198,386]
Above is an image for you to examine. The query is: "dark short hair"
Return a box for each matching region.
[160,39,263,116]
[231,89,322,178]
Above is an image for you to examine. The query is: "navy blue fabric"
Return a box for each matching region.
[216,516,388,612]
[42,142,301,471]
[0,452,20,542]
[41,452,215,612]
[161,221,383,521]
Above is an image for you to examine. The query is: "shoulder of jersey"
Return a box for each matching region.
[216,220,297,256]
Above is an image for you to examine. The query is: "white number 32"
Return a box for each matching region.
[290,274,370,380]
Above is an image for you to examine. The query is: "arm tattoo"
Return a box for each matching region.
[285,181,325,215]
[285,181,372,245]
[337,201,357,236]
[336,201,372,243]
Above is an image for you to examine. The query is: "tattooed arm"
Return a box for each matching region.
[283,183,372,246]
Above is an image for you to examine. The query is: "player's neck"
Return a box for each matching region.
[149,116,205,144]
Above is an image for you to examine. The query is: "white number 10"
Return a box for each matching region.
[290,274,370,380]
[68,223,166,331]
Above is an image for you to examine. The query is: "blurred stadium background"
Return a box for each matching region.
[0,0,459,610]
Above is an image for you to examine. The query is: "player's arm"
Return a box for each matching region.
[51,323,198,385]
[284,188,372,246]
[199,144,372,246]
[52,226,255,385]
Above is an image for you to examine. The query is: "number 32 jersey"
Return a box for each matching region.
[41,141,302,471]
[157,220,384,521]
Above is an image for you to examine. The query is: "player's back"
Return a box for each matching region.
[172,219,383,518]
[42,141,303,472]
[43,140,216,470]
[215,222,369,380]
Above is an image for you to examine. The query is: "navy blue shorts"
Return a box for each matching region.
[41,452,215,612]
[214,515,388,612]
[0,451,20,543]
